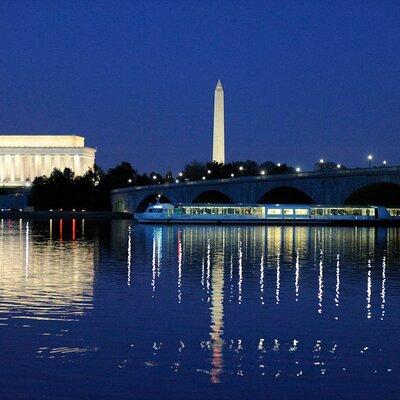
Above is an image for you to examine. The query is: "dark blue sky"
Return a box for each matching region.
[1,1,399,172]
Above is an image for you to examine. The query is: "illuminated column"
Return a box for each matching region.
[25,155,31,181]
[69,155,74,171]
[81,156,87,174]
[44,155,51,176]
[0,155,4,181]
[5,154,11,181]
[40,155,46,176]
[30,155,35,182]
[73,155,80,176]
[19,155,25,182]
[35,154,41,178]
[212,79,225,164]
[10,155,16,183]
[56,155,62,170]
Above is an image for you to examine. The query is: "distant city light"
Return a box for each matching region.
[207,169,211,174]
[202,176,206,180]
[152,175,157,180]
[277,163,281,167]
[319,158,324,163]
[296,167,301,172]
[239,166,244,171]
[175,179,179,183]
[231,173,235,177]
[383,160,387,165]
[260,170,265,175]
[179,172,183,177]
[337,164,341,169]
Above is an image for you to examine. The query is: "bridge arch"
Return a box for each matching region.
[344,182,400,207]
[257,186,315,204]
[191,190,233,204]
[136,193,173,212]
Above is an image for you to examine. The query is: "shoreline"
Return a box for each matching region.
[0,211,134,220]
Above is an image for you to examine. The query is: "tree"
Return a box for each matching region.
[182,161,207,181]
[314,161,347,171]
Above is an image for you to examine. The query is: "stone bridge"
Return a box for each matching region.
[111,167,400,214]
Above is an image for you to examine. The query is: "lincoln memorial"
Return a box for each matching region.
[0,135,96,187]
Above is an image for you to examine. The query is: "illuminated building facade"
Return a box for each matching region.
[0,135,96,187]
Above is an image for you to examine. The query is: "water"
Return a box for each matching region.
[0,219,399,399]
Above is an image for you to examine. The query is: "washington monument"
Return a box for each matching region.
[212,79,225,163]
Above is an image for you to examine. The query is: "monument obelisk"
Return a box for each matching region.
[212,79,225,164]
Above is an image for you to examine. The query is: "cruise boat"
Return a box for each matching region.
[136,203,393,225]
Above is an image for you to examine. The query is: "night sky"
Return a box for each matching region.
[1,1,399,173]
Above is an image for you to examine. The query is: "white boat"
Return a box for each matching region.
[136,203,393,224]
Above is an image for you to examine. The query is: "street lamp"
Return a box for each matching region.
[260,170,265,175]
[383,160,387,166]
[319,158,324,164]
[337,164,341,169]
[367,154,373,168]
[202,176,206,180]
[277,163,281,167]
[207,169,211,174]
[179,172,183,177]
[231,173,235,177]
[239,166,244,171]
[128,178,132,183]
[295,167,301,173]
[152,175,157,180]
[175,179,179,183]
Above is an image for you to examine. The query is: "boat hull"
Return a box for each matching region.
[136,217,397,226]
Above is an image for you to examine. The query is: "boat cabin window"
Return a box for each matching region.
[310,207,375,217]
[267,209,282,215]
[283,209,294,215]
[295,209,308,215]
[174,205,265,217]
[147,207,166,213]
[388,208,400,217]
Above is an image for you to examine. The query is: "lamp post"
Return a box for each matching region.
[367,154,373,168]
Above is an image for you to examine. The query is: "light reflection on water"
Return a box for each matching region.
[0,219,399,399]
[0,219,94,321]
